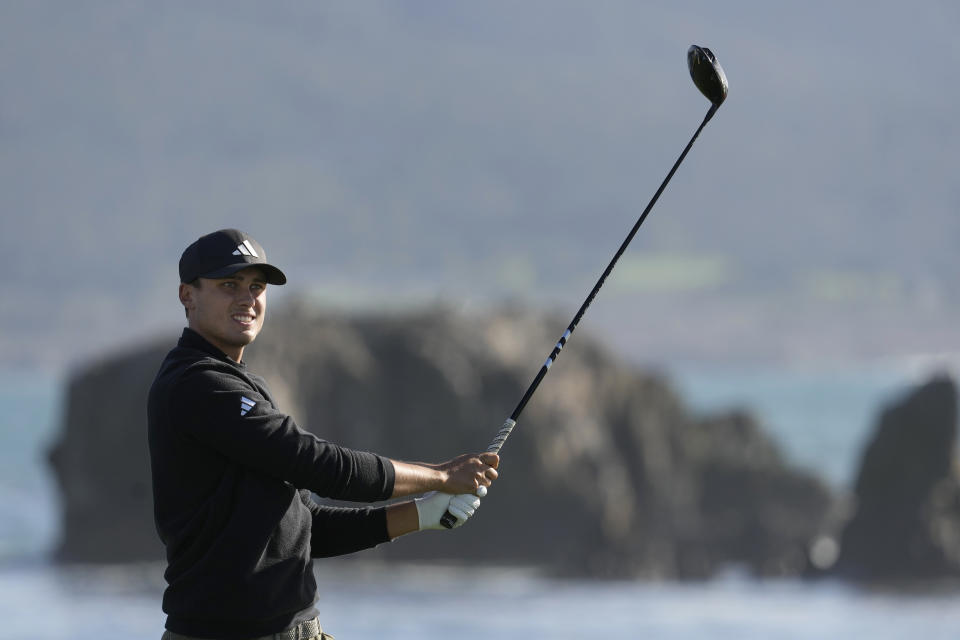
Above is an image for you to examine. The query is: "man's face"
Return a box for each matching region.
[179,267,267,361]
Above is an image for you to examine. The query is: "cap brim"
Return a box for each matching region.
[201,262,287,285]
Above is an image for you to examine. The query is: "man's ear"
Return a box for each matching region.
[179,283,195,316]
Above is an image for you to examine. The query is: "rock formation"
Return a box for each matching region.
[830,374,960,583]
[48,304,833,578]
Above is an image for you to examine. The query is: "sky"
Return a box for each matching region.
[2,1,958,372]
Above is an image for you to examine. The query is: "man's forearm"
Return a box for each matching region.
[389,460,445,497]
[385,501,420,539]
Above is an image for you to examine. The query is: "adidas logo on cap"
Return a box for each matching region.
[232,240,260,258]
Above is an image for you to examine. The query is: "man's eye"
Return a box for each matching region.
[222,281,235,289]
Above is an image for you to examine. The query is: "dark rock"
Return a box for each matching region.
[47,340,172,562]
[47,303,832,578]
[831,374,960,583]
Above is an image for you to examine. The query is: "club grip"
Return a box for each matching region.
[439,419,516,529]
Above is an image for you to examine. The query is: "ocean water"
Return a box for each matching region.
[668,361,917,488]
[0,369,60,562]
[5,560,960,640]
[2,360,958,639]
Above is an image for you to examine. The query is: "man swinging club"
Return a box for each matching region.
[148,228,499,640]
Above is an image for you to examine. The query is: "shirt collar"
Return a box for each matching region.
[178,327,247,367]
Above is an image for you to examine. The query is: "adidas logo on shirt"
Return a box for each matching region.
[240,396,256,416]
[232,240,260,258]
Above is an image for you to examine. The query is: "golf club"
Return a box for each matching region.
[441,45,728,528]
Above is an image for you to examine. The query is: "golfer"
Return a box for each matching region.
[148,229,498,639]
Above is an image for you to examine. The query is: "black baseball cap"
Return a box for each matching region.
[179,229,287,285]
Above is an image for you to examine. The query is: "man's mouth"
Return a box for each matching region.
[232,313,256,326]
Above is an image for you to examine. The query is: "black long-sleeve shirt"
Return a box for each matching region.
[148,328,396,638]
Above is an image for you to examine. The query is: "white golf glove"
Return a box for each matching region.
[415,491,483,530]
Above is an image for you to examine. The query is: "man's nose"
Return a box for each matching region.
[235,287,255,305]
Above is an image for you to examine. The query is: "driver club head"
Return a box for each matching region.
[687,45,728,106]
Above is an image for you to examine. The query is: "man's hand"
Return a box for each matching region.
[391,452,499,497]
[415,492,482,530]
[436,452,499,494]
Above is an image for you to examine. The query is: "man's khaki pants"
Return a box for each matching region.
[161,616,332,640]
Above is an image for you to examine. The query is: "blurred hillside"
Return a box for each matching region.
[2,1,958,370]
